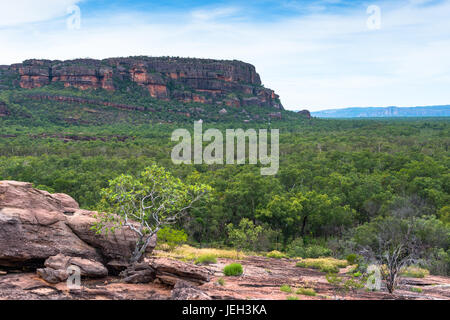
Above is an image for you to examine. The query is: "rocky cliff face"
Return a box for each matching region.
[4,57,283,109]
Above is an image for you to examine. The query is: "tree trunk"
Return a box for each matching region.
[130,233,155,264]
[301,216,308,236]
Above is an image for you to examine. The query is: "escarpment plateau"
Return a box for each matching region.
[0,57,283,109]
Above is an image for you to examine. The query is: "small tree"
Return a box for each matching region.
[93,165,211,264]
[226,218,263,252]
[354,214,448,293]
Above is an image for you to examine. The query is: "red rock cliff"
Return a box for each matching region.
[4,57,283,109]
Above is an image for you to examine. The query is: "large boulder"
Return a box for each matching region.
[37,254,108,283]
[0,181,156,270]
[148,257,212,286]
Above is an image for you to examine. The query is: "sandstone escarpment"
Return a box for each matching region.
[3,57,283,109]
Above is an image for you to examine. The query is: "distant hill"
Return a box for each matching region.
[0,57,283,110]
[311,106,450,118]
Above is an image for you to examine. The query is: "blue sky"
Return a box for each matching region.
[1,0,449,111]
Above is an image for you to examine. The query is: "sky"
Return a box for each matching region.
[0,0,449,111]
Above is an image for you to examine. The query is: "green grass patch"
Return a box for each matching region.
[280,284,293,293]
[266,250,287,259]
[296,288,317,296]
[223,263,243,276]
[401,266,430,279]
[296,258,348,273]
[195,254,217,265]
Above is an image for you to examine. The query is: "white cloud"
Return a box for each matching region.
[0,1,449,111]
[0,0,82,27]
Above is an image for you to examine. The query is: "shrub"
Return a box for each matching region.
[401,266,430,278]
[346,253,364,265]
[217,278,225,286]
[411,287,423,293]
[305,245,332,258]
[286,239,331,258]
[195,254,217,265]
[296,258,347,273]
[296,288,316,296]
[223,263,243,276]
[157,226,188,251]
[280,285,292,293]
[266,250,287,259]
[286,296,299,300]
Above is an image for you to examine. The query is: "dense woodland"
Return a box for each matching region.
[0,85,449,276]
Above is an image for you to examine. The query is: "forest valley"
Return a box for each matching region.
[0,80,448,296]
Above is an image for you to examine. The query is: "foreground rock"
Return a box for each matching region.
[119,262,156,284]
[148,257,212,286]
[171,281,212,300]
[37,254,108,284]
[0,181,156,270]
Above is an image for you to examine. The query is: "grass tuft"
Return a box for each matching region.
[195,254,217,265]
[296,257,347,273]
[223,263,243,276]
[266,250,287,259]
[296,287,317,296]
[155,245,245,262]
[280,284,293,293]
[401,266,430,279]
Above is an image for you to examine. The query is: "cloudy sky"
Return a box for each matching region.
[0,0,449,111]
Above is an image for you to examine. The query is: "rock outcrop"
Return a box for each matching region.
[148,257,212,286]
[298,110,312,119]
[3,57,283,109]
[171,281,212,300]
[0,181,156,271]
[37,254,108,284]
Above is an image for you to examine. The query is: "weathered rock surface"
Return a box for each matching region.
[119,262,156,284]
[0,273,169,300]
[3,57,283,109]
[148,257,212,286]
[0,181,156,270]
[171,281,212,300]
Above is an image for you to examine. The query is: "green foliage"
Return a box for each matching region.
[195,254,217,265]
[226,218,264,252]
[280,285,293,293]
[286,296,299,300]
[439,206,450,225]
[296,288,316,296]
[223,263,243,276]
[401,266,430,278]
[217,277,225,286]
[157,226,188,251]
[286,238,332,259]
[92,165,211,262]
[296,258,347,273]
[326,272,366,294]
[411,287,423,293]
[346,254,363,265]
[266,250,287,259]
